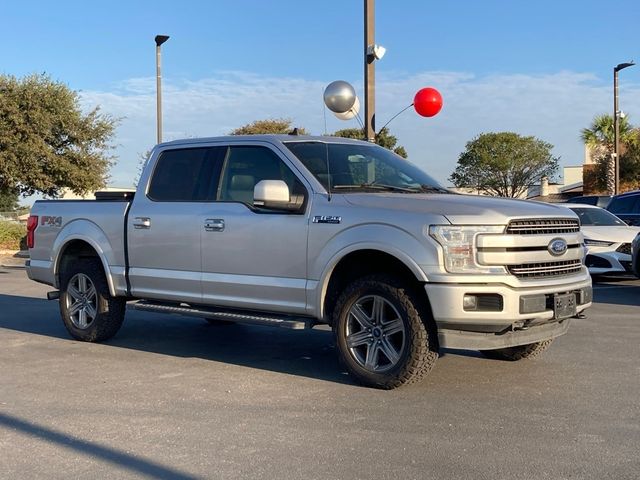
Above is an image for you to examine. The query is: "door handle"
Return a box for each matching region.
[133,217,151,229]
[204,219,225,232]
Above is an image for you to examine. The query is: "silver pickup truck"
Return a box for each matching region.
[26,134,592,389]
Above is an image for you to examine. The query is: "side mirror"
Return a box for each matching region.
[253,180,303,212]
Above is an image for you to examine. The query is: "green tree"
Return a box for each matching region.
[229,118,307,135]
[0,73,117,197]
[332,127,408,158]
[581,114,636,193]
[450,132,559,198]
[0,187,19,211]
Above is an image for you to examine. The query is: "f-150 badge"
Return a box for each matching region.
[313,215,341,224]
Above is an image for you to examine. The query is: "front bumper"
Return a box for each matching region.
[424,276,592,350]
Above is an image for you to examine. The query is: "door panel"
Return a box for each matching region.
[201,203,308,313]
[128,201,204,303]
[201,145,310,313]
[127,146,224,303]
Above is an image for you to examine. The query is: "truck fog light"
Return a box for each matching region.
[463,295,478,311]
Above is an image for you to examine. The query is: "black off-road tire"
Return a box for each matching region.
[333,275,439,389]
[480,339,554,361]
[59,258,126,342]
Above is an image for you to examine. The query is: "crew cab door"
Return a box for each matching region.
[200,143,310,314]
[127,146,224,303]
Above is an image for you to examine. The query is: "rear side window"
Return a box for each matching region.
[608,195,640,214]
[148,147,224,202]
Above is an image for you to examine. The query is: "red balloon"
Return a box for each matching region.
[413,87,443,117]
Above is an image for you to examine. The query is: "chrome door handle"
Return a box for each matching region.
[204,219,225,232]
[133,217,151,229]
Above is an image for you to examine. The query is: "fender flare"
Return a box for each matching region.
[52,220,118,296]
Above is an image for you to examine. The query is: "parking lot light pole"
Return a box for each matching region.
[614,61,634,195]
[155,35,170,144]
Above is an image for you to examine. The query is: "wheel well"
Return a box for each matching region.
[323,249,426,323]
[57,240,101,285]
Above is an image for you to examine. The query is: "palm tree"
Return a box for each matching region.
[581,114,634,194]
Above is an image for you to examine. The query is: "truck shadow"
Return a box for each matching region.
[0,293,351,386]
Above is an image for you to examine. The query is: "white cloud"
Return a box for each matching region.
[79,70,640,188]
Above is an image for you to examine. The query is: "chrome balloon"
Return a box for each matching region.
[323,81,357,113]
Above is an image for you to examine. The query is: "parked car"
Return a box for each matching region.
[606,190,640,226]
[563,203,640,275]
[632,232,640,277]
[569,195,611,208]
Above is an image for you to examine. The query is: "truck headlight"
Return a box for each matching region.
[428,225,506,274]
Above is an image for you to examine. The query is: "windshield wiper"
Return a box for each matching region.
[418,184,451,194]
[332,183,419,193]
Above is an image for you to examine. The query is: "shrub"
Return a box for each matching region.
[0,220,26,250]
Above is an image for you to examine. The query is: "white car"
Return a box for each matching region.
[563,203,640,275]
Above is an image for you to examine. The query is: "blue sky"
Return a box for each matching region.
[2,0,640,189]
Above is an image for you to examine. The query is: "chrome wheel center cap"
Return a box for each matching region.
[372,327,382,338]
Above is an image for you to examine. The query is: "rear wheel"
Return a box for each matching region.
[59,258,126,342]
[480,339,553,361]
[333,275,438,389]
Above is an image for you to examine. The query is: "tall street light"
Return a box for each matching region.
[613,61,634,194]
[155,35,170,144]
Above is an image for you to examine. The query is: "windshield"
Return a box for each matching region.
[283,141,448,194]
[568,207,627,226]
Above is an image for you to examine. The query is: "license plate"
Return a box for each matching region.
[554,293,577,320]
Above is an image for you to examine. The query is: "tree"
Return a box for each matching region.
[450,132,559,198]
[0,74,117,197]
[0,187,19,211]
[581,114,636,193]
[229,118,307,135]
[332,127,408,158]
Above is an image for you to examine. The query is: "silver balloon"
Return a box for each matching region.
[334,96,360,120]
[324,81,357,113]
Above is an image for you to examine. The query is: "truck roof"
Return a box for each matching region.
[158,134,372,148]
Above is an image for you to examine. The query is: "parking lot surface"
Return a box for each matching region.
[1,266,639,479]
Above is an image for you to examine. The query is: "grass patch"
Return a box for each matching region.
[0,220,26,250]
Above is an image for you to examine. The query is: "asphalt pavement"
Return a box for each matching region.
[1,266,639,479]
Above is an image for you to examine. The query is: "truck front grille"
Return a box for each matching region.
[508,259,583,279]
[506,219,580,235]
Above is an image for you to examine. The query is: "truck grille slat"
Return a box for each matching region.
[506,219,580,235]
[508,259,583,278]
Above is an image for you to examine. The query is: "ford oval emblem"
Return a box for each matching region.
[548,238,568,256]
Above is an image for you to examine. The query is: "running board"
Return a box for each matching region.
[132,301,314,330]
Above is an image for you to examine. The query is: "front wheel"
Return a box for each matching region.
[59,258,126,342]
[480,339,554,361]
[333,275,439,389]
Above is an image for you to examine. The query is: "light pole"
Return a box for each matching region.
[364,0,386,142]
[613,61,634,195]
[155,35,170,144]
[364,0,375,142]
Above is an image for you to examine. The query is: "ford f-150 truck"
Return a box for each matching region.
[26,135,592,389]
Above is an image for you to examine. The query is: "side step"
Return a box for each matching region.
[132,300,314,330]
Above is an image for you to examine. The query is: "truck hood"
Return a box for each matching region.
[342,193,577,225]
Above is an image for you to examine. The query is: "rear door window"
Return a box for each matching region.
[148,147,225,202]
